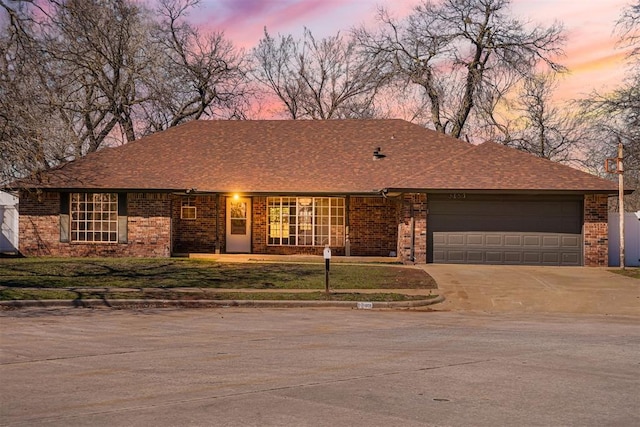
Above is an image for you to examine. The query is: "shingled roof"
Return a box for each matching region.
[388,141,619,192]
[16,119,617,194]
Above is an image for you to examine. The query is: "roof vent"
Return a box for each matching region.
[373,147,386,160]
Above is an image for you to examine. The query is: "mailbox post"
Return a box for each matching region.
[323,246,331,294]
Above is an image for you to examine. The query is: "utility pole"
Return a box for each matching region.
[606,142,625,269]
[618,143,625,270]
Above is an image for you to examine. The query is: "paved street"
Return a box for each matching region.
[1,308,638,426]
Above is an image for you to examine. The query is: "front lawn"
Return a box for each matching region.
[610,268,640,279]
[0,258,437,301]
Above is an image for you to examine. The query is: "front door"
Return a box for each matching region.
[226,197,251,253]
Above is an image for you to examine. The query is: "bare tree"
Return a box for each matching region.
[580,1,639,210]
[1,0,78,181]
[354,0,565,139]
[480,74,587,163]
[140,0,250,133]
[252,28,387,119]
[0,0,250,184]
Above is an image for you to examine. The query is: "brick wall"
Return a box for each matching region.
[172,195,223,254]
[348,196,400,256]
[584,194,609,266]
[18,191,59,256]
[19,191,171,257]
[252,197,267,254]
[397,193,427,264]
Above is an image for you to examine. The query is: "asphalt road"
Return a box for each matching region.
[1,307,638,426]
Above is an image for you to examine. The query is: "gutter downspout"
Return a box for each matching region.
[410,215,415,263]
[215,193,221,254]
[345,195,350,256]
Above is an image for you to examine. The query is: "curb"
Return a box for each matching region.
[0,295,445,310]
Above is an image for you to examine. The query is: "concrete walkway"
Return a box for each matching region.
[189,253,400,264]
[421,264,640,316]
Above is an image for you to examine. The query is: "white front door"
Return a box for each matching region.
[226,197,251,253]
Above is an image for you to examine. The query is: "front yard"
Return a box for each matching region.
[0,258,438,302]
[610,268,640,279]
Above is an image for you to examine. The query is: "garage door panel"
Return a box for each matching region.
[448,250,465,262]
[542,252,560,264]
[486,235,502,245]
[523,252,542,263]
[447,234,464,245]
[467,234,484,245]
[561,235,580,247]
[542,235,560,247]
[504,252,523,263]
[561,252,580,265]
[485,252,502,263]
[504,235,522,246]
[523,235,541,246]
[467,251,484,262]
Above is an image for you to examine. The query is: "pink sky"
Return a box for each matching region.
[190,0,630,103]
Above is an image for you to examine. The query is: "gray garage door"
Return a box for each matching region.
[428,195,583,266]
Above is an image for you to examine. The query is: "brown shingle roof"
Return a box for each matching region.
[17,119,617,194]
[388,141,618,192]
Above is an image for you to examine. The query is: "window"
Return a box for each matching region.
[181,197,197,220]
[268,197,345,246]
[70,193,118,243]
[229,200,247,234]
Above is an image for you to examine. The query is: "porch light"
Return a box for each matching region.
[233,194,240,200]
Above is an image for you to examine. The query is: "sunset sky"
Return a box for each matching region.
[189,0,631,103]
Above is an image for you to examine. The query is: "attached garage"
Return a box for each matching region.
[428,194,583,266]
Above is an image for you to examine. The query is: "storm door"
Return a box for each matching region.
[226,197,251,253]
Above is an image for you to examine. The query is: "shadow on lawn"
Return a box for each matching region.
[0,258,438,292]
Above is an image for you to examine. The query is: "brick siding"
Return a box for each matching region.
[584,194,609,266]
[397,193,427,264]
[172,195,224,254]
[19,191,171,257]
[348,196,400,256]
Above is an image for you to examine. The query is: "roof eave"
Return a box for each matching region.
[384,187,624,195]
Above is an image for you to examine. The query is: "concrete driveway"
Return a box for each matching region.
[421,264,639,316]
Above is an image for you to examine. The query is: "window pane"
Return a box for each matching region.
[231,219,246,235]
[70,193,118,243]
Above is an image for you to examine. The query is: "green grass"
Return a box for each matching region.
[609,268,640,279]
[0,258,437,301]
[0,288,435,302]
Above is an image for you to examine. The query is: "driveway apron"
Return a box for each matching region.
[420,264,639,316]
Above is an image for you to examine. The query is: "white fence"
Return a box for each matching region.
[608,212,640,267]
[0,192,19,253]
[1,191,19,254]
